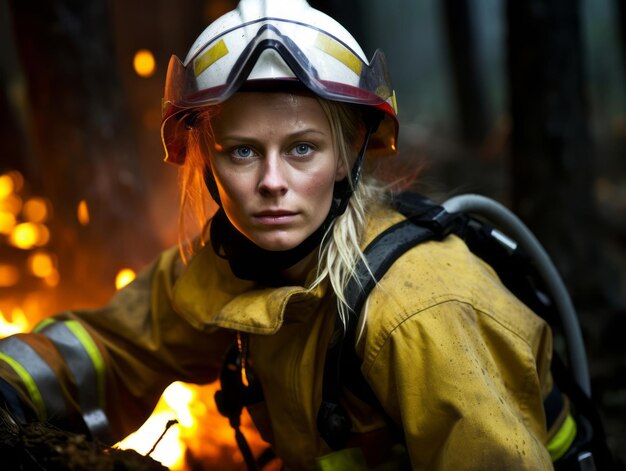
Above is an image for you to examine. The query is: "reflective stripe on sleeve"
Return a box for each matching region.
[0,336,68,422]
[39,319,111,442]
[547,413,577,461]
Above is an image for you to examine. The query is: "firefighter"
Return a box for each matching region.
[0,0,567,469]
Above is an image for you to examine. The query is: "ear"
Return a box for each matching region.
[335,156,348,182]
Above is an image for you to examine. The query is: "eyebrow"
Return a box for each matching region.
[217,128,328,143]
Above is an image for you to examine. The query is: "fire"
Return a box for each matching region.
[0,308,29,337]
[0,174,15,199]
[0,211,16,235]
[0,170,271,470]
[115,268,136,290]
[0,264,20,287]
[133,49,157,78]
[77,199,90,226]
[2,172,52,251]
[116,379,270,470]
[27,251,54,278]
[117,382,193,469]
[23,197,49,223]
[0,297,269,470]
[9,222,50,249]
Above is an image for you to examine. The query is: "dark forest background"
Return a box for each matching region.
[0,0,625,465]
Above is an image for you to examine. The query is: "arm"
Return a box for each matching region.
[365,300,554,470]
[0,245,233,443]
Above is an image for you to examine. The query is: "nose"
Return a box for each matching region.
[258,153,288,197]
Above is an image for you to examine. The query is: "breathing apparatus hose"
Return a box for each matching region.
[441,194,591,397]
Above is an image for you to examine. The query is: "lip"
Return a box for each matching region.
[253,209,298,225]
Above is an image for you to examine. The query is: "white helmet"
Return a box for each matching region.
[161,0,398,164]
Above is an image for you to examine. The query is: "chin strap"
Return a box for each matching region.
[210,208,331,284]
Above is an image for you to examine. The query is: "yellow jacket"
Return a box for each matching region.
[0,205,554,470]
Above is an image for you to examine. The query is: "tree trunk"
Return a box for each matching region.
[441,0,488,146]
[506,0,607,304]
[7,0,159,295]
[0,0,36,177]
[618,0,626,77]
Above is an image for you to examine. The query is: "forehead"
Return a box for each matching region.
[212,91,329,132]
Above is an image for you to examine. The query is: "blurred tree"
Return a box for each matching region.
[441,0,489,146]
[7,0,160,298]
[618,0,626,76]
[0,0,35,177]
[506,0,614,305]
[309,0,368,53]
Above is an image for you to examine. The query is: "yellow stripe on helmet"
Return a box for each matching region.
[390,90,398,114]
[315,33,363,76]
[195,39,229,77]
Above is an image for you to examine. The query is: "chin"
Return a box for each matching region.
[251,232,305,252]
[255,239,300,252]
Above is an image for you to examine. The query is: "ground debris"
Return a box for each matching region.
[0,409,168,471]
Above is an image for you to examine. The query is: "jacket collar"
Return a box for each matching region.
[172,241,327,335]
[172,204,402,335]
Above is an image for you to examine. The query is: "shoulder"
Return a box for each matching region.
[358,207,550,371]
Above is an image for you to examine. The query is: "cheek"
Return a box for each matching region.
[299,167,337,204]
[209,164,246,209]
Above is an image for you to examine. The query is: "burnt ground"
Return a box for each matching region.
[0,409,168,471]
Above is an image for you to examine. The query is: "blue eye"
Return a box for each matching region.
[233,146,254,158]
[293,144,313,156]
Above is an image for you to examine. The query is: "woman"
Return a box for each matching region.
[0,0,560,469]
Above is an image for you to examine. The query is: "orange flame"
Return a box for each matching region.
[0,174,14,199]
[115,268,136,290]
[23,197,49,223]
[77,199,90,226]
[133,49,157,78]
[9,222,50,249]
[0,264,20,288]
[0,308,29,337]
[116,387,187,469]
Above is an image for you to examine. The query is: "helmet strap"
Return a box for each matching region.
[204,166,222,206]
[210,206,333,285]
[330,110,382,217]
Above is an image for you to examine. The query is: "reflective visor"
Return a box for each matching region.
[163,18,395,113]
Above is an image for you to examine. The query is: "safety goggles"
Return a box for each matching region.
[162,18,396,114]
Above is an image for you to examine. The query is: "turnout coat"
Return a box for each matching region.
[0,204,555,470]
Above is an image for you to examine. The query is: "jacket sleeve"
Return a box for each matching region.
[0,245,234,444]
[365,300,554,470]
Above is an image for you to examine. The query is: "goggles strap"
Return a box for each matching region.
[331,110,382,217]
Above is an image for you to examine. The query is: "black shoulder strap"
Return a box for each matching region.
[345,193,457,318]
[317,193,457,450]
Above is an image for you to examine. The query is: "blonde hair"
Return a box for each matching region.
[309,99,388,327]
[178,95,390,327]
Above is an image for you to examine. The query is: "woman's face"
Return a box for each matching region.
[208,91,348,251]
